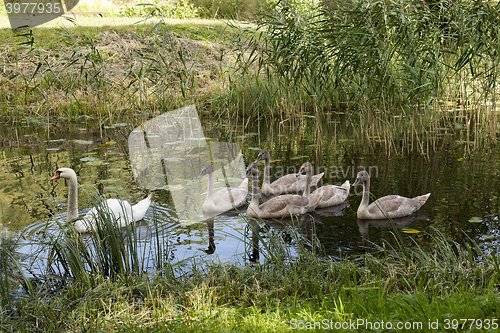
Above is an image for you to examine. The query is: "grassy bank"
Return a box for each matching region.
[0,15,241,131]
[2,0,499,155]
[1,212,500,332]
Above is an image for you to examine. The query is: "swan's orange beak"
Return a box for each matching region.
[51,172,61,180]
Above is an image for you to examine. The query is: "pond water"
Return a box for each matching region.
[1,107,500,275]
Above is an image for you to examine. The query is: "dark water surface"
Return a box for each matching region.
[1,112,500,273]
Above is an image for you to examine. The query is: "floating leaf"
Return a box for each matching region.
[469,217,483,223]
[104,123,128,129]
[100,140,117,147]
[457,158,464,161]
[159,184,183,191]
[402,228,420,234]
[87,161,109,166]
[99,179,120,184]
[481,235,494,240]
[164,157,185,162]
[72,140,93,145]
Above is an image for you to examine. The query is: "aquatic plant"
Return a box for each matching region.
[45,194,175,287]
[225,0,500,148]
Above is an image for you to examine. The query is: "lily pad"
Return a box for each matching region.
[401,228,420,234]
[159,184,183,191]
[164,157,185,162]
[87,161,109,166]
[72,140,93,145]
[469,217,483,223]
[100,140,117,147]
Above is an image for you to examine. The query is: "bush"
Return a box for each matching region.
[115,0,199,18]
[190,0,268,19]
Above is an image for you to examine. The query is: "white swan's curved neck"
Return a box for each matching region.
[303,166,312,198]
[66,173,79,221]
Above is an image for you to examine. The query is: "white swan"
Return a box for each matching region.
[197,163,248,216]
[51,168,152,233]
[246,162,319,219]
[353,170,430,219]
[254,150,324,195]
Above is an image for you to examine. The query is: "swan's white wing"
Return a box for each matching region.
[131,194,153,221]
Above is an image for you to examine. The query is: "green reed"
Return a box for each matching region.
[0,20,229,128]
[225,0,500,145]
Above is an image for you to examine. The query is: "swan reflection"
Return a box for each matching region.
[357,211,429,249]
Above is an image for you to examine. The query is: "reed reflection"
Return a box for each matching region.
[357,212,429,250]
[246,213,323,264]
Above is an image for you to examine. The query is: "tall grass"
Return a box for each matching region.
[225,0,500,147]
[0,20,226,127]
[44,195,177,288]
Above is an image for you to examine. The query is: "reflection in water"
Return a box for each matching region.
[357,211,429,250]
[315,200,350,217]
[204,219,216,254]
[2,110,500,271]
[246,213,323,264]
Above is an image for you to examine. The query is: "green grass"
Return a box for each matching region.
[2,0,498,154]
[0,16,238,129]
[2,213,500,332]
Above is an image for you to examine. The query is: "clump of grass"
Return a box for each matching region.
[225,0,500,148]
[44,194,178,288]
